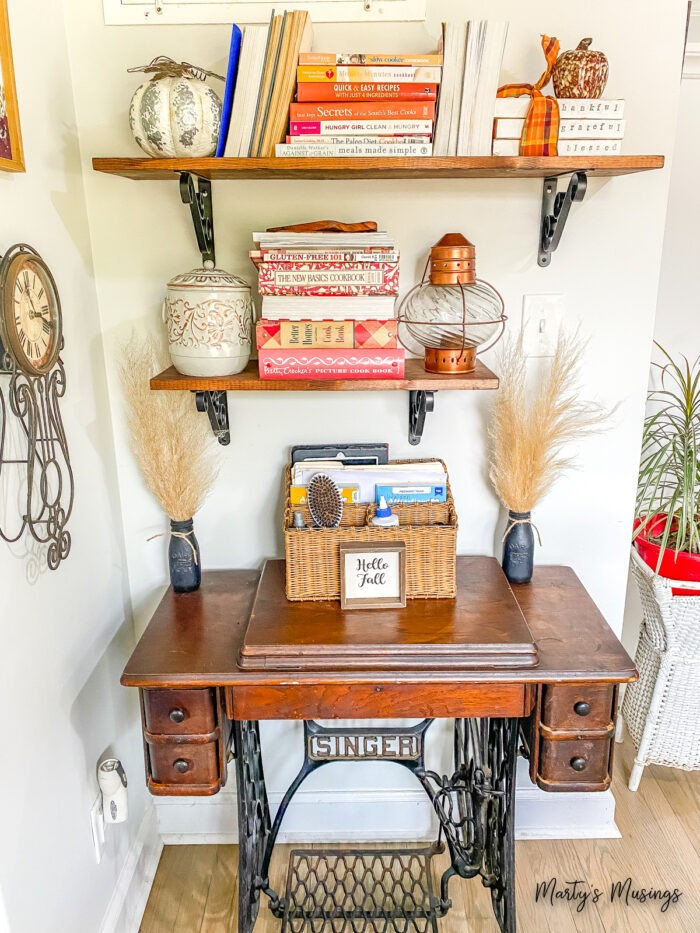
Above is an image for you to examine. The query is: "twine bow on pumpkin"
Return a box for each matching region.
[497,35,560,156]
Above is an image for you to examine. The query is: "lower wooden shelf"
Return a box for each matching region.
[150,358,498,392]
[150,358,498,446]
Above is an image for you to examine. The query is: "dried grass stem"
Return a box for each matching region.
[489,331,609,513]
[120,336,219,521]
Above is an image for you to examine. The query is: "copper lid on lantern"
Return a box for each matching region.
[429,233,476,285]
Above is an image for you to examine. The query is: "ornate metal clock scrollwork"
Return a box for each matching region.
[0,244,73,569]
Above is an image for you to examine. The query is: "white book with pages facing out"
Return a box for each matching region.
[433,20,508,157]
[261,295,396,320]
[253,232,394,248]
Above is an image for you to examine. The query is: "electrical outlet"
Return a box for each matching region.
[90,794,105,864]
[521,294,564,357]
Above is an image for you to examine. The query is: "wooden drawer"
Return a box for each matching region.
[139,688,231,796]
[538,734,613,790]
[147,737,221,787]
[143,687,217,735]
[523,684,619,792]
[541,684,615,731]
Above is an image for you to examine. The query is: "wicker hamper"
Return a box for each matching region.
[618,548,700,790]
[284,459,458,601]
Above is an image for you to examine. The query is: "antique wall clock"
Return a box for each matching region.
[0,243,73,569]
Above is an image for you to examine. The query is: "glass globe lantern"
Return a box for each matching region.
[397,233,506,373]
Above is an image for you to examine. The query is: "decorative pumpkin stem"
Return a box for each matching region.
[577,39,593,50]
[127,56,224,83]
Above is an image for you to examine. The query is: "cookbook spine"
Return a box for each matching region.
[296,82,438,101]
[258,348,405,379]
[290,100,435,121]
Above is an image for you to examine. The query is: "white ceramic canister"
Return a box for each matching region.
[163,261,253,377]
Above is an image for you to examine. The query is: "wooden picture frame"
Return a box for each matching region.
[339,542,407,610]
[0,0,24,173]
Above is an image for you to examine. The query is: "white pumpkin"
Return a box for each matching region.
[128,58,222,158]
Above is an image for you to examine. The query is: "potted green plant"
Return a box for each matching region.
[634,345,700,593]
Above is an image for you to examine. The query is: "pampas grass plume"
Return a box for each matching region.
[120,335,220,521]
[489,330,609,513]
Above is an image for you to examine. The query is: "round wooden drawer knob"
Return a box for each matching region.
[573,701,591,717]
[173,759,190,774]
[169,709,186,723]
[570,756,588,772]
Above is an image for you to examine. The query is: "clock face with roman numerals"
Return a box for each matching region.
[1,248,61,376]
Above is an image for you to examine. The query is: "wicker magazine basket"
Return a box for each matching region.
[284,458,458,601]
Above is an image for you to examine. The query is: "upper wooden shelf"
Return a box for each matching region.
[93,155,664,181]
[151,358,498,393]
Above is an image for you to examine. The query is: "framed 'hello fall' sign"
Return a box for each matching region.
[0,0,24,173]
[339,542,407,610]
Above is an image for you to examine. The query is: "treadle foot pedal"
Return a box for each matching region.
[280,847,446,933]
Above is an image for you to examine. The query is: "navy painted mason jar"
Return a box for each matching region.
[168,518,201,593]
[502,510,534,584]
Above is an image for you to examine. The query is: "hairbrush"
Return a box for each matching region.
[307,473,343,528]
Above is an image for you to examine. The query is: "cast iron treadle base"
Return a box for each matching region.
[279,847,447,933]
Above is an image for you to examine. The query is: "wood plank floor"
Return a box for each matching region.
[139,738,700,932]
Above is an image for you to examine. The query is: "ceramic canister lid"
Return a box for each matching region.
[167,260,251,290]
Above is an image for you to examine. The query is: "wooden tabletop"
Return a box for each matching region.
[121,558,635,689]
[239,558,539,671]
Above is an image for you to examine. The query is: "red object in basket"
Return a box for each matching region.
[634,516,700,596]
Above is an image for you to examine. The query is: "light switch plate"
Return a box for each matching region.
[521,294,564,357]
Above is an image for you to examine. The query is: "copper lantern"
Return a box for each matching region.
[397,234,506,374]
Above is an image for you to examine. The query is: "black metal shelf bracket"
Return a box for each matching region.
[538,171,587,267]
[194,390,230,446]
[180,172,215,266]
[409,389,435,446]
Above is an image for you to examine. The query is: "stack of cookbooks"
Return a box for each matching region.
[250,226,404,379]
[492,98,626,156]
[275,51,442,158]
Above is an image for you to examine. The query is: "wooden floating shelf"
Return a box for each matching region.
[151,358,499,393]
[93,155,664,182]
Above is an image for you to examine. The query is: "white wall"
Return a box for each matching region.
[0,2,150,931]
[621,69,700,656]
[60,0,687,848]
[651,78,700,354]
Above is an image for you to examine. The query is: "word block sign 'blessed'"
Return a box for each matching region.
[339,541,407,609]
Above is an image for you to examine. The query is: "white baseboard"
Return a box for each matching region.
[159,787,438,845]
[99,803,163,933]
[155,764,620,845]
[514,785,620,839]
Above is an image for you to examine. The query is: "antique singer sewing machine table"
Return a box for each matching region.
[122,557,636,933]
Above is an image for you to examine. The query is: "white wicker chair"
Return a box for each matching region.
[617,548,700,790]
